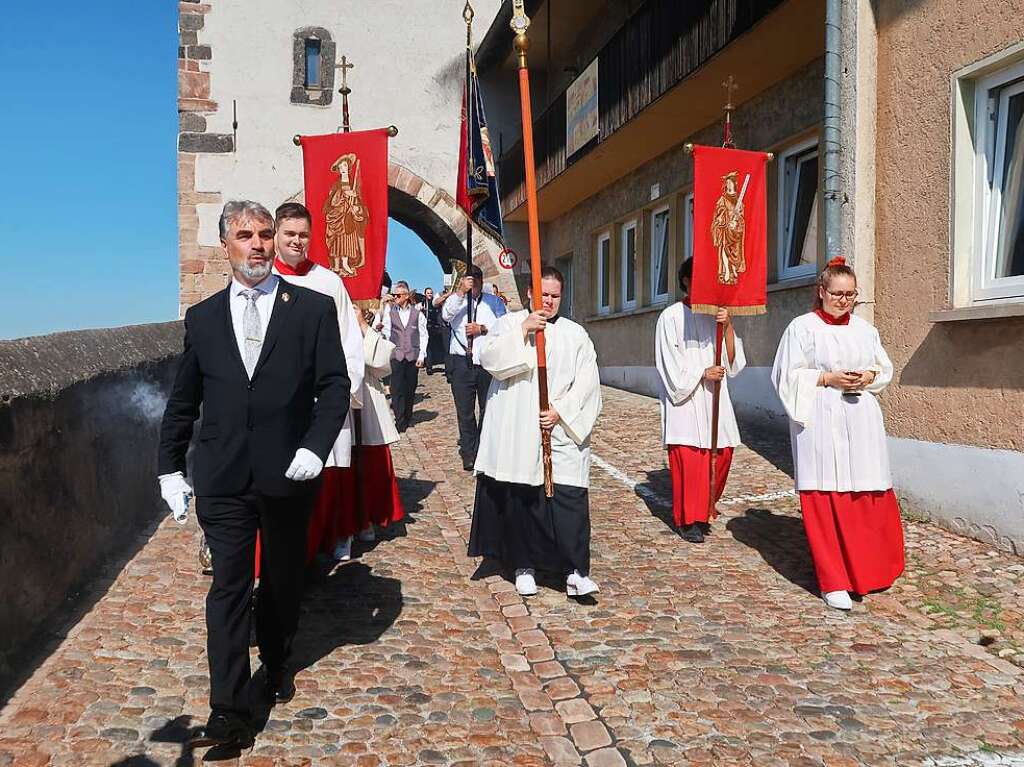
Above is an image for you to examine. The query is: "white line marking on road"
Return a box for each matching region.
[591,453,797,508]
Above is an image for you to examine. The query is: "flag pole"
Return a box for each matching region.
[464,2,477,360]
[707,77,738,521]
[511,0,553,498]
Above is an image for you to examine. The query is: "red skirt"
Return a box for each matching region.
[325,445,405,544]
[667,445,734,526]
[254,448,404,576]
[799,489,905,595]
[360,444,405,529]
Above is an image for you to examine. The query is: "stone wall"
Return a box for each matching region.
[0,323,183,682]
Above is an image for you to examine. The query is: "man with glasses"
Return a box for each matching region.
[381,280,427,432]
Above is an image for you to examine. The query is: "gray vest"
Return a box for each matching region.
[390,305,421,362]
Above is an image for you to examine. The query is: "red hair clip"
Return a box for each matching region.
[826,256,847,268]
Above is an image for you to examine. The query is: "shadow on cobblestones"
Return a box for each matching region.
[727,508,820,594]
[292,562,403,671]
[633,468,677,532]
[740,421,796,477]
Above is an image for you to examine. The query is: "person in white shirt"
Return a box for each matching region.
[771,256,904,611]
[654,258,745,543]
[442,264,508,470]
[468,266,602,598]
[271,202,367,562]
[381,280,428,432]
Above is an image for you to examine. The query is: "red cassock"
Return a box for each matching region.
[322,445,405,546]
[799,489,905,595]
[667,445,734,526]
[254,447,404,577]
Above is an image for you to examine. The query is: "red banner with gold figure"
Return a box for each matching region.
[690,145,769,315]
[297,128,389,301]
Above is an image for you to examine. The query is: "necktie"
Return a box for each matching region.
[240,289,263,378]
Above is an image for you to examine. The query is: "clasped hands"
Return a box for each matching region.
[819,370,877,391]
[158,448,324,522]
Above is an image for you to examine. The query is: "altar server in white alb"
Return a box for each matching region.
[271,202,365,560]
[655,258,745,543]
[468,266,602,598]
[771,256,905,612]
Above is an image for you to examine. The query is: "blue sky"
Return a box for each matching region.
[0,3,436,341]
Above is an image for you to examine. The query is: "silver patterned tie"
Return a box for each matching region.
[240,289,263,378]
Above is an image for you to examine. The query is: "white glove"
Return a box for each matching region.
[285,448,324,481]
[158,472,193,524]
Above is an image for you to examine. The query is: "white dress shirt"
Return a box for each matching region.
[229,274,279,372]
[442,290,507,364]
[381,304,428,363]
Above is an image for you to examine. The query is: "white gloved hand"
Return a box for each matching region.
[285,448,324,481]
[158,472,193,524]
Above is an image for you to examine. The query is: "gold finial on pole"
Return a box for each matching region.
[511,0,531,68]
[464,1,474,48]
[722,75,738,148]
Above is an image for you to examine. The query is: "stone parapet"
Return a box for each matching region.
[0,323,183,684]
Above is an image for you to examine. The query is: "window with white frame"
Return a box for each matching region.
[621,220,637,309]
[596,233,611,314]
[650,206,671,303]
[777,138,819,280]
[556,255,574,319]
[973,59,1024,301]
[683,191,695,263]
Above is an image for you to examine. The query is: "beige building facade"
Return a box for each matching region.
[480,0,1024,553]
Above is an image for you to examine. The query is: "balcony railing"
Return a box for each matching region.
[498,0,785,216]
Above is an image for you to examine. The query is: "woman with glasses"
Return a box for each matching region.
[771,257,905,611]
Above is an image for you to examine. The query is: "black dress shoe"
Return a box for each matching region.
[681,523,705,543]
[189,712,254,749]
[462,455,475,471]
[264,669,296,704]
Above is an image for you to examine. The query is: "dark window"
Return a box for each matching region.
[782,146,819,271]
[304,39,321,88]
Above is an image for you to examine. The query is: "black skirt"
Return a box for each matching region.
[468,475,591,577]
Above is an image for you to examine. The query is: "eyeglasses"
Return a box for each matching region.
[825,289,858,300]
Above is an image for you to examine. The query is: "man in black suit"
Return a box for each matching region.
[157,200,349,749]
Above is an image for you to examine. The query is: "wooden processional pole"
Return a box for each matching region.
[464,2,476,360]
[705,78,739,521]
[511,0,553,497]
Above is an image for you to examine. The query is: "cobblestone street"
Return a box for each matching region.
[1,376,1023,766]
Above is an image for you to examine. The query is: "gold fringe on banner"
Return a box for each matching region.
[691,303,767,316]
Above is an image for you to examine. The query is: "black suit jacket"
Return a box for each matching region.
[158,280,350,497]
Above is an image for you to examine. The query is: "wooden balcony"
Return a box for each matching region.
[498,0,823,221]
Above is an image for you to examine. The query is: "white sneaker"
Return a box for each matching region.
[332,537,353,562]
[515,569,538,596]
[822,590,853,610]
[357,525,376,543]
[567,571,599,597]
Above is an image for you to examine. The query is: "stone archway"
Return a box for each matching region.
[290,162,521,309]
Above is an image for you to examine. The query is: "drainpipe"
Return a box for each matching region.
[823,0,843,259]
